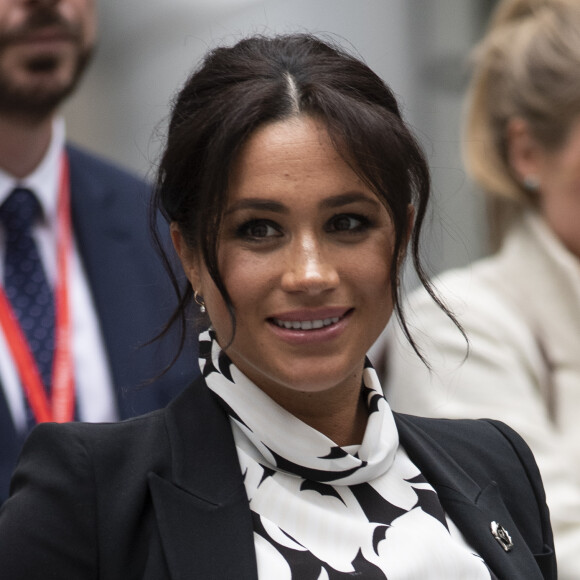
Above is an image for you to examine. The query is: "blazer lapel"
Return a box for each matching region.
[394,413,545,580]
[149,379,258,580]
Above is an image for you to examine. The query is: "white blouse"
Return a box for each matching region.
[200,329,494,579]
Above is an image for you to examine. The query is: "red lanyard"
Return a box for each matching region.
[0,153,74,423]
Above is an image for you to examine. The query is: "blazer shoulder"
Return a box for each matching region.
[395,412,522,445]
[23,409,170,471]
[0,410,173,579]
[394,413,540,482]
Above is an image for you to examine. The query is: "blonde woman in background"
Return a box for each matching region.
[380,0,580,576]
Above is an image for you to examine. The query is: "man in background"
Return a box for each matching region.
[0,0,197,503]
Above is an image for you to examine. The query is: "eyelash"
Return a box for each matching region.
[235,213,372,241]
[326,213,371,234]
[235,219,282,241]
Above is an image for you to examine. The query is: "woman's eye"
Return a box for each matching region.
[328,214,369,233]
[237,220,282,240]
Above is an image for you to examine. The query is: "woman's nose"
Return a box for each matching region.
[281,235,339,294]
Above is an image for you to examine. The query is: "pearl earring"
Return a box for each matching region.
[523,175,540,191]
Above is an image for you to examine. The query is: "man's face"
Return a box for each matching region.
[0,0,96,121]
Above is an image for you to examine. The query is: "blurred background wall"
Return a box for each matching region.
[63,0,497,282]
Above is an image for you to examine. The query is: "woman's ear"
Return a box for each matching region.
[506,117,543,185]
[170,223,201,289]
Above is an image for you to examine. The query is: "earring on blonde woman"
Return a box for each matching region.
[194,291,206,313]
[523,175,540,191]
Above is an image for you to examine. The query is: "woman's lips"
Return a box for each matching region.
[271,316,341,330]
[267,308,353,342]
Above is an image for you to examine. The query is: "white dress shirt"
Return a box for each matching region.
[0,118,117,432]
[201,329,493,579]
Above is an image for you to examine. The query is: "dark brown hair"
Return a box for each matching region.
[151,33,459,364]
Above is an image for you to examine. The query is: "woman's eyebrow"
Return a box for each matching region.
[224,199,288,215]
[320,192,381,209]
[224,192,380,215]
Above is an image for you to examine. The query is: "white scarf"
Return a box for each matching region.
[199,329,494,579]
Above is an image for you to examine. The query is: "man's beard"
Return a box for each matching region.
[0,6,94,122]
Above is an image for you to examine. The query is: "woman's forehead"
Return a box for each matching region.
[224,117,379,208]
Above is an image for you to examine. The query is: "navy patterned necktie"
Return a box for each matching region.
[0,188,55,398]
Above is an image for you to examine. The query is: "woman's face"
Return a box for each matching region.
[535,119,580,258]
[174,116,397,412]
[510,117,580,258]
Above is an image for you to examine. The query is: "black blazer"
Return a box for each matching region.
[0,376,555,580]
[0,144,198,503]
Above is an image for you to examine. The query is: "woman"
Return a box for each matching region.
[382,0,580,576]
[0,34,554,579]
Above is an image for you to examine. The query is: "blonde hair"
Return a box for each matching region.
[464,0,580,207]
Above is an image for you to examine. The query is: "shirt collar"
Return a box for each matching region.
[0,117,65,224]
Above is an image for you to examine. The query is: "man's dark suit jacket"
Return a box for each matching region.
[0,375,556,579]
[0,144,198,503]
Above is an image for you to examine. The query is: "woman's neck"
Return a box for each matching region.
[274,385,369,447]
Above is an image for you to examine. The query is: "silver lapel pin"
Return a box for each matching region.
[490,521,514,552]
